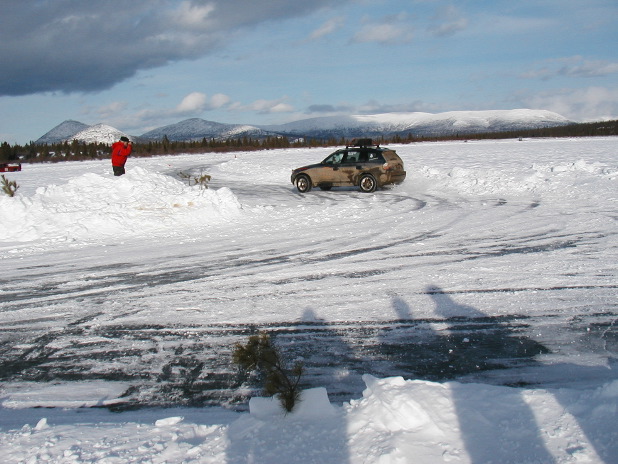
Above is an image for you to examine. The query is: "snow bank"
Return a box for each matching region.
[415,158,616,196]
[0,167,242,242]
[1,376,616,463]
[344,376,617,463]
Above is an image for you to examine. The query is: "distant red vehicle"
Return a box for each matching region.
[0,163,21,172]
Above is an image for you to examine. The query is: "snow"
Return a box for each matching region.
[34,121,129,145]
[262,109,570,134]
[354,109,570,129]
[0,377,616,463]
[139,118,268,142]
[35,120,90,145]
[37,109,569,145]
[0,137,616,463]
[69,124,130,145]
[0,167,241,242]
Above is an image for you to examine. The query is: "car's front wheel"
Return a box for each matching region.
[359,173,377,193]
[295,174,312,193]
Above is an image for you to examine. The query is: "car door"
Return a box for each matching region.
[316,150,347,186]
[338,149,363,186]
[309,150,345,186]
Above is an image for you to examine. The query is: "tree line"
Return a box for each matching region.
[0,135,337,164]
[2,119,616,164]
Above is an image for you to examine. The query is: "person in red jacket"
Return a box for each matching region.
[111,136,133,176]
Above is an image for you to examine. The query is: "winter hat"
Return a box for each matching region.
[120,136,130,142]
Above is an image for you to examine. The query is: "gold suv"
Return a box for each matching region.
[291,139,406,193]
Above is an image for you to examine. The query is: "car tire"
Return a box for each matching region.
[359,174,377,193]
[295,175,312,193]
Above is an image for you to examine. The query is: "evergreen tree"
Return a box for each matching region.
[233,332,304,412]
[0,142,11,162]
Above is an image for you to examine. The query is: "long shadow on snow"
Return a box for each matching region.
[225,308,351,464]
[415,285,555,463]
[1,306,614,417]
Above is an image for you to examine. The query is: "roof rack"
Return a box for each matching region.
[346,138,380,149]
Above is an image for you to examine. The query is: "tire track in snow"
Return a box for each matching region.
[1,157,616,409]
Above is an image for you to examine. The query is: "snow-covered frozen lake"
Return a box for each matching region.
[0,137,616,463]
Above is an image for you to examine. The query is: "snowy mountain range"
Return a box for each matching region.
[35,109,572,144]
[139,118,275,142]
[261,109,571,138]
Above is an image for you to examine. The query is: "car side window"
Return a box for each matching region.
[344,150,361,164]
[367,150,385,163]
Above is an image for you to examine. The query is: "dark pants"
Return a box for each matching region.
[113,165,125,176]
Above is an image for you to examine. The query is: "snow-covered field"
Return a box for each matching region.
[0,137,616,463]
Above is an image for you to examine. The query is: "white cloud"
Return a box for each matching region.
[521,86,618,121]
[270,102,295,113]
[175,92,232,114]
[101,92,232,130]
[103,93,294,133]
[474,13,556,36]
[233,98,295,114]
[428,5,468,37]
[351,13,414,45]
[210,93,231,108]
[308,17,344,41]
[95,101,128,119]
[171,1,216,29]
[177,92,209,113]
[522,56,618,80]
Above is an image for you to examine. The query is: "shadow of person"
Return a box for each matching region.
[425,284,551,378]
[246,308,367,402]
[374,295,452,380]
[376,291,551,382]
[225,308,351,463]
[548,320,618,463]
[426,284,556,463]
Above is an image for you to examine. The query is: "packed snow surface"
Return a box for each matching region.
[0,137,616,463]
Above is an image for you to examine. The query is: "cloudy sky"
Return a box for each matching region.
[1,0,617,144]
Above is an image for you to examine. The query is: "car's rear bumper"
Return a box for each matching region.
[383,171,406,185]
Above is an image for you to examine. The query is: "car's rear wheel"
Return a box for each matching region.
[359,174,377,193]
[295,174,312,193]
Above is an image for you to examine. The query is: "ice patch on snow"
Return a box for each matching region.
[1,381,130,408]
[155,416,184,427]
